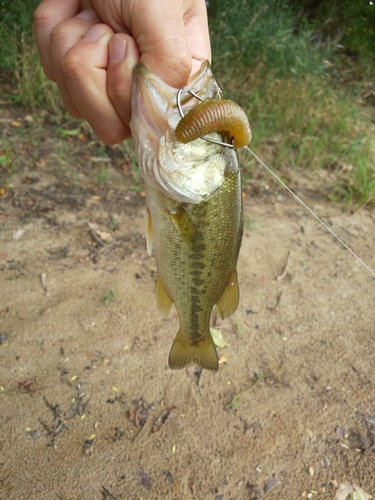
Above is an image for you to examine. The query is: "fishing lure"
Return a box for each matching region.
[175,98,252,148]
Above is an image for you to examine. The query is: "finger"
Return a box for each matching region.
[34,0,100,79]
[184,0,211,74]
[61,25,130,143]
[128,0,192,88]
[50,19,109,117]
[107,33,140,128]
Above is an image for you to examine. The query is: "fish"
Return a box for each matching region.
[130,61,249,371]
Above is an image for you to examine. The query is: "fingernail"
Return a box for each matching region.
[109,36,127,64]
[82,24,105,42]
[76,9,98,21]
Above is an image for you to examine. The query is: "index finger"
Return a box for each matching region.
[34,0,99,79]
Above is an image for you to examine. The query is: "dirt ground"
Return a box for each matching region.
[1,104,375,500]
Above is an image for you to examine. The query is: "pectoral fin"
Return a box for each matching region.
[168,204,196,246]
[146,208,153,256]
[156,273,173,317]
[168,329,218,371]
[216,268,240,319]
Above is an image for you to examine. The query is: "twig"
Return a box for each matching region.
[101,486,117,499]
[276,251,290,281]
[89,228,105,246]
[40,273,50,296]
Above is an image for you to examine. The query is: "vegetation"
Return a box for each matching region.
[288,0,375,61]
[0,0,61,111]
[208,0,375,207]
[0,0,374,207]
[104,287,118,306]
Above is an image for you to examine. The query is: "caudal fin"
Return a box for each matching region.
[168,330,218,371]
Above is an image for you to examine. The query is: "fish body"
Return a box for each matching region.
[130,62,245,371]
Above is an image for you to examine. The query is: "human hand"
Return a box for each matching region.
[34,0,211,144]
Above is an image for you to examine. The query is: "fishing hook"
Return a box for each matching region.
[176,88,234,149]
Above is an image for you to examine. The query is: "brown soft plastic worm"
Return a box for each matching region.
[175,98,251,148]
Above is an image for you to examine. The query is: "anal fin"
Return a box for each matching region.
[156,273,173,317]
[216,268,240,320]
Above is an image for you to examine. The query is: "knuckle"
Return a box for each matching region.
[60,49,84,81]
[33,5,50,32]
[50,22,74,47]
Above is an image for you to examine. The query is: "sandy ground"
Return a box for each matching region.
[1,106,375,500]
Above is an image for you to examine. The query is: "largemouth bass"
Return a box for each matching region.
[130,61,247,371]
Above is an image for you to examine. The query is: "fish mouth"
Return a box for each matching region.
[132,61,219,137]
[130,61,229,204]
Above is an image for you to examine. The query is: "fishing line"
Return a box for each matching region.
[244,146,375,278]
[176,88,374,278]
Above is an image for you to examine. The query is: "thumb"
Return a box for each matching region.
[130,1,192,88]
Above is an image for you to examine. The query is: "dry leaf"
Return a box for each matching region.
[96,230,113,242]
[36,158,46,168]
[336,482,373,500]
[210,328,230,348]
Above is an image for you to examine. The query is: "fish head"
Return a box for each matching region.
[130,61,234,203]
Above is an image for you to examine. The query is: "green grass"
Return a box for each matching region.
[11,34,62,113]
[0,139,17,188]
[94,168,111,185]
[209,0,336,79]
[0,0,62,112]
[0,0,40,70]
[209,0,375,207]
[104,287,118,306]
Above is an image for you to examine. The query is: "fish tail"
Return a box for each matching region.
[168,329,218,372]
